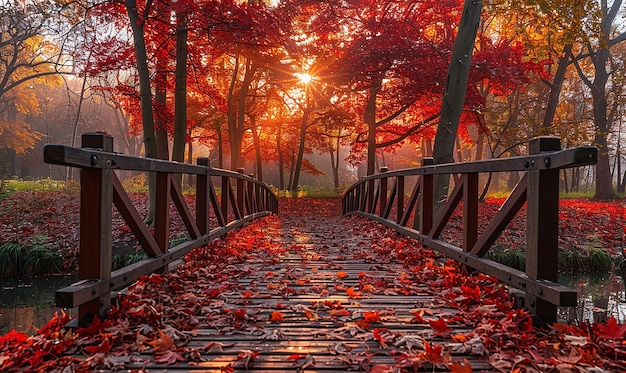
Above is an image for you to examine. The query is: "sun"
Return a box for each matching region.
[294,73,312,84]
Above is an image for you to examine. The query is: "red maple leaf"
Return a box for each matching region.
[594,316,626,340]
[429,317,451,334]
[84,338,112,354]
[0,329,28,344]
[363,311,381,323]
[422,341,445,364]
[270,311,285,322]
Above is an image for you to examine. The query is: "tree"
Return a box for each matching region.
[0,2,66,154]
[431,0,482,202]
[570,0,625,199]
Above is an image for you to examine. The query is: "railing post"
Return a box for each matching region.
[526,136,561,324]
[236,168,245,217]
[396,176,405,224]
[419,158,434,234]
[463,172,479,252]
[221,175,229,224]
[79,132,113,325]
[379,167,388,216]
[196,158,210,235]
[247,174,255,214]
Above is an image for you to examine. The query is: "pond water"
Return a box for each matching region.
[0,275,76,335]
[558,271,626,323]
[0,272,624,335]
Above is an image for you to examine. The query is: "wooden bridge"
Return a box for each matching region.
[7,133,608,372]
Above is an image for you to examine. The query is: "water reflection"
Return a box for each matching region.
[558,271,626,323]
[0,275,76,335]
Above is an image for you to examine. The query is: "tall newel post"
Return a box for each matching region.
[79,132,113,324]
[526,136,561,324]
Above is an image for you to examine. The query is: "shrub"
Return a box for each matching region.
[485,245,525,271]
[0,236,63,277]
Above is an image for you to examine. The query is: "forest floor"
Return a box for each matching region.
[1,197,626,371]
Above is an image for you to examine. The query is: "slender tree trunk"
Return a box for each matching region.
[365,85,380,176]
[69,73,88,181]
[250,115,263,181]
[185,133,193,187]
[230,59,255,171]
[215,119,223,168]
[126,0,157,224]
[155,73,169,160]
[432,0,482,204]
[172,14,188,165]
[288,150,295,191]
[291,108,309,192]
[331,136,340,191]
[277,128,284,190]
[227,55,239,170]
[541,44,572,128]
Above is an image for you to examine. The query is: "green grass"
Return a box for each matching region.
[271,186,341,198]
[0,236,64,277]
[112,252,149,271]
[485,245,526,271]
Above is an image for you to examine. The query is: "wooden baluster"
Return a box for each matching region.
[247,174,254,214]
[379,167,388,217]
[396,176,404,224]
[236,168,245,217]
[154,172,170,254]
[419,158,434,234]
[526,136,561,324]
[463,172,479,252]
[221,175,229,224]
[79,133,113,325]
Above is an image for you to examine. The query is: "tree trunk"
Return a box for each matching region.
[541,44,572,128]
[290,107,309,192]
[215,118,223,168]
[155,72,169,160]
[277,127,284,190]
[172,14,188,164]
[365,85,380,176]
[231,59,255,171]
[126,0,157,224]
[250,115,263,181]
[431,0,482,204]
[331,136,340,191]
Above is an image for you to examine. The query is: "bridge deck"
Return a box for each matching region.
[115,198,502,372]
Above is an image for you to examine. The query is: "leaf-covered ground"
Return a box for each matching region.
[1,197,626,372]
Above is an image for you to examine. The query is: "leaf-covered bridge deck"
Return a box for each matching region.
[55,196,576,373]
[116,198,501,372]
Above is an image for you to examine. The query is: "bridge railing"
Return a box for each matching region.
[342,136,597,324]
[44,132,278,326]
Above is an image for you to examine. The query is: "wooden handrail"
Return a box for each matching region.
[44,132,278,326]
[342,136,598,324]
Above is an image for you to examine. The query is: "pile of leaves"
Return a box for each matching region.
[1,197,625,372]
